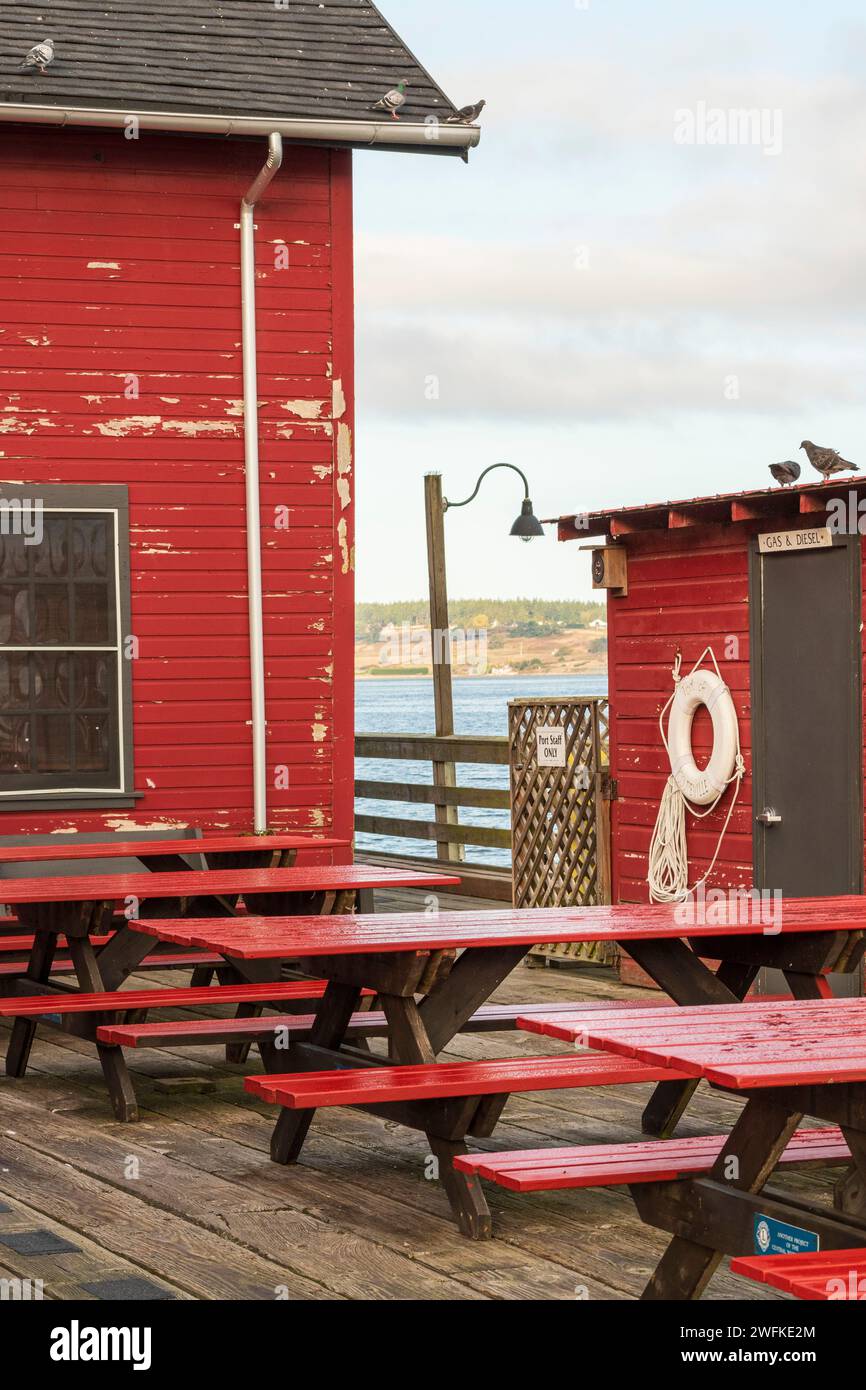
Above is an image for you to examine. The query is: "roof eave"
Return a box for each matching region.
[0,102,481,156]
[552,476,866,542]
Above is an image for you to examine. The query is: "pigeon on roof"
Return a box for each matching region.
[767,461,800,489]
[447,100,486,125]
[372,80,409,120]
[769,461,801,487]
[20,38,54,74]
[800,440,860,480]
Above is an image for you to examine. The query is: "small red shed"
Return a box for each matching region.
[0,2,477,844]
[558,480,866,919]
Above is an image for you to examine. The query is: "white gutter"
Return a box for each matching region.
[0,103,480,155]
[240,133,283,834]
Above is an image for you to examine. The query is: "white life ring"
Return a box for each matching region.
[666,669,738,806]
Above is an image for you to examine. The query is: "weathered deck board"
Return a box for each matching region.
[0,889,821,1300]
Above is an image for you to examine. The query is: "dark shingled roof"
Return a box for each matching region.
[0,0,462,128]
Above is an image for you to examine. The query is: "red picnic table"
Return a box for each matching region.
[0,864,459,1119]
[519,998,866,1299]
[127,898,866,1236]
[132,896,866,1132]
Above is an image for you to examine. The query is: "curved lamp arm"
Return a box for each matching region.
[443,462,531,511]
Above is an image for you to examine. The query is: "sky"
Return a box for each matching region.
[351,0,866,602]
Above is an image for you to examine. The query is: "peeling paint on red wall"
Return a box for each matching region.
[0,130,355,846]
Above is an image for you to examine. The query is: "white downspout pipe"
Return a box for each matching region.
[240,132,283,833]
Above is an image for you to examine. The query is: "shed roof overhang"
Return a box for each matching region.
[0,102,480,157]
[551,477,866,543]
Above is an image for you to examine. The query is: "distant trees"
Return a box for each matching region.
[356,597,605,638]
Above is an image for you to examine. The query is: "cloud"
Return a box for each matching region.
[356,318,863,421]
[355,57,866,422]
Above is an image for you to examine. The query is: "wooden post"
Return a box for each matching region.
[592,701,613,906]
[424,473,464,863]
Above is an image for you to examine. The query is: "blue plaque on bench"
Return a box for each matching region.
[754,1214,820,1257]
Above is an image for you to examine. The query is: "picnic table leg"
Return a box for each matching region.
[627,948,757,1138]
[418,943,529,1055]
[783,971,833,1000]
[94,921,160,991]
[641,1096,802,1300]
[379,994,494,1239]
[5,929,58,1077]
[209,957,285,1064]
[428,1136,492,1240]
[270,981,362,1165]
[66,936,139,1123]
[834,1128,866,1220]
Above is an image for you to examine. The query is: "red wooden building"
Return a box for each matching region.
[558,480,866,920]
[0,3,478,845]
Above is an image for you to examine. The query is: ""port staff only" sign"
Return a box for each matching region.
[536,727,566,766]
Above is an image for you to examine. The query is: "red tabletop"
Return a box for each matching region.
[527,998,866,1090]
[0,865,460,906]
[731,1251,866,1301]
[127,896,866,959]
[0,834,350,865]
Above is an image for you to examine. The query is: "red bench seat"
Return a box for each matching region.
[94,997,667,1049]
[0,952,223,978]
[453,1127,851,1191]
[0,980,345,1019]
[246,1053,686,1109]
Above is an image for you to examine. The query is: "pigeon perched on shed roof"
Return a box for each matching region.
[20,38,54,74]
[447,100,486,125]
[769,461,801,487]
[800,440,860,480]
[372,80,409,120]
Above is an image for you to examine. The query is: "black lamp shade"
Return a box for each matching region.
[510,497,545,540]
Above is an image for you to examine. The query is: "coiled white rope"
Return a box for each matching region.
[647,647,746,904]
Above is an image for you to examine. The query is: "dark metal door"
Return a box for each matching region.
[750,536,863,967]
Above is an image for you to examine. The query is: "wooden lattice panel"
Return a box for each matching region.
[509,698,612,963]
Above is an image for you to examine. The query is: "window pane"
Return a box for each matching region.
[75,714,111,772]
[74,583,111,643]
[0,585,30,643]
[0,655,29,708]
[33,584,70,644]
[31,652,71,709]
[72,517,110,579]
[0,499,126,795]
[0,533,27,579]
[73,653,111,709]
[33,714,72,772]
[0,715,30,772]
[32,517,69,579]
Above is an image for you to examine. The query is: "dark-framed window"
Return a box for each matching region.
[0,484,134,803]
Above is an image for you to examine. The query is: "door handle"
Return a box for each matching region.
[757,807,782,825]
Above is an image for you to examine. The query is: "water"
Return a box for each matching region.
[355,673,609,865]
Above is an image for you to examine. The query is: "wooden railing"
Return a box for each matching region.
[354,732,512,900]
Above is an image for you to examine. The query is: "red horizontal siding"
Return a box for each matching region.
[608,529,752,904]
[0,129,354,841]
